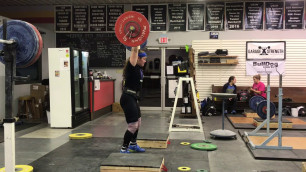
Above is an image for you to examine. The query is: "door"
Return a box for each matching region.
[164,48,189,109]
[139,48,162,110]
[139,47,189,110]
[81,51,89,109]
[73,50,82,113]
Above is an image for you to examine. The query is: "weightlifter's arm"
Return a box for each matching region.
[250,88,261,94]
[129,46,139,66]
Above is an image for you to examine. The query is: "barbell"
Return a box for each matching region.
[249,96,276,119]
[0,20,43,68]
[115,11,149,51]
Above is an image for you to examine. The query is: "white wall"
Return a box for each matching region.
[192,39,306,100]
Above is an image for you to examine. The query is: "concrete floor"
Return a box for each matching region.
[0,110,303,172]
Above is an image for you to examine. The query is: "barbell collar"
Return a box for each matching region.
[0,39,15,44]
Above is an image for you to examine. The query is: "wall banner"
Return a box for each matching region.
[246,41,286,75]
[246,41,286,60]
[246,61,285,76]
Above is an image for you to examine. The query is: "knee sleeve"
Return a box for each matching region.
[127,121,139,134]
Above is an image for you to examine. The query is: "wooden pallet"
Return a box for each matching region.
[253,118,293,129]
[137,133,169,149]
[243,112,260,118]
[100,153,164,172]
[243,111,275,119]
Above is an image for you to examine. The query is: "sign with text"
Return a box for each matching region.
[132,5,149,19]
[265,2,284,30]
[245,2,263,30]
[246,41,286,75]
[168,4,187,31]
[107,5,124,31]
[89,5,106,32]
[246,41,286,60]
[55,5,72,32]
[209,32,219,39]
[151,5,167,31]
[159,37,168,44]
[187,4,204,30]
[72,5,89,31]
[285,1,304,29]
[246,61,285,76]
[206,2,225,31]
[225,2,243,30]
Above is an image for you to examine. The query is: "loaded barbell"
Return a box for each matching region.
[249,96,276,119]
[115,11,149,51]
[0,20,43,68]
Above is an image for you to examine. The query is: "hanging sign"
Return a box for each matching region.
[151,5,167,31]
[285,1,304,29]
[168,4,187,31]
[89,5,107,32]
[265,2,284,30]
[225,2,243,30]
[245,2,263,30]
[246,41,286,76]
[206,2,225,31]
[187,4,204,30]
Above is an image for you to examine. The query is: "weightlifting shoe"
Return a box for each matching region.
[129,144,146,153]
[120,149,130,154]
[231,110,236,114]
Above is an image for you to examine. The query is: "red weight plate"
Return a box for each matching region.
[115,11,149,47]
[22,22,43,68]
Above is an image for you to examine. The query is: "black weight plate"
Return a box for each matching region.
[0,20,39,67]
[256,100,276,119]
[249,96,265,111]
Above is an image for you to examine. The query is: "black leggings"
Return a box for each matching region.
[120,93,141,123]
[224,98,237,112]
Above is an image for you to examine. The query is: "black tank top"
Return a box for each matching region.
[124,61,143,91]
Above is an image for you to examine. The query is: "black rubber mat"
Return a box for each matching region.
[238,130,306,161]
[0,122,41,143]
[30,138,210,172]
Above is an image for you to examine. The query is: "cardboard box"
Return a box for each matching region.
[30,84,48,104]
[226,59,238,64]
[112,102,123,112]
[33,103,44,119]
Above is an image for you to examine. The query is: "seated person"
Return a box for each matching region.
[250,74,266,99]
[222,76,237,114]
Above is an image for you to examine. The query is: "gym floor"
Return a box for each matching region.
[0,111,303,172]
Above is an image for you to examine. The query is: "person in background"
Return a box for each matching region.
[222,76,237,114]
[120,46,147,153]
[250,74,267,99]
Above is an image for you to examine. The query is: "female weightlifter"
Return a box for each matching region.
[250,74,266,99]
[120,46,147,153]
[222,76,237,114]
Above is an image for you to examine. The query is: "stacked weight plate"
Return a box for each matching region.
[0,20,43,68]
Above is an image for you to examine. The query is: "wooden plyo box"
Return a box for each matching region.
[137,133,169,149]
[243,109,275,119]
[253,118,293,129]
[100,153,164,172]
[243,112,260,118]
[243,109,260,118]
[302,162,306,172]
